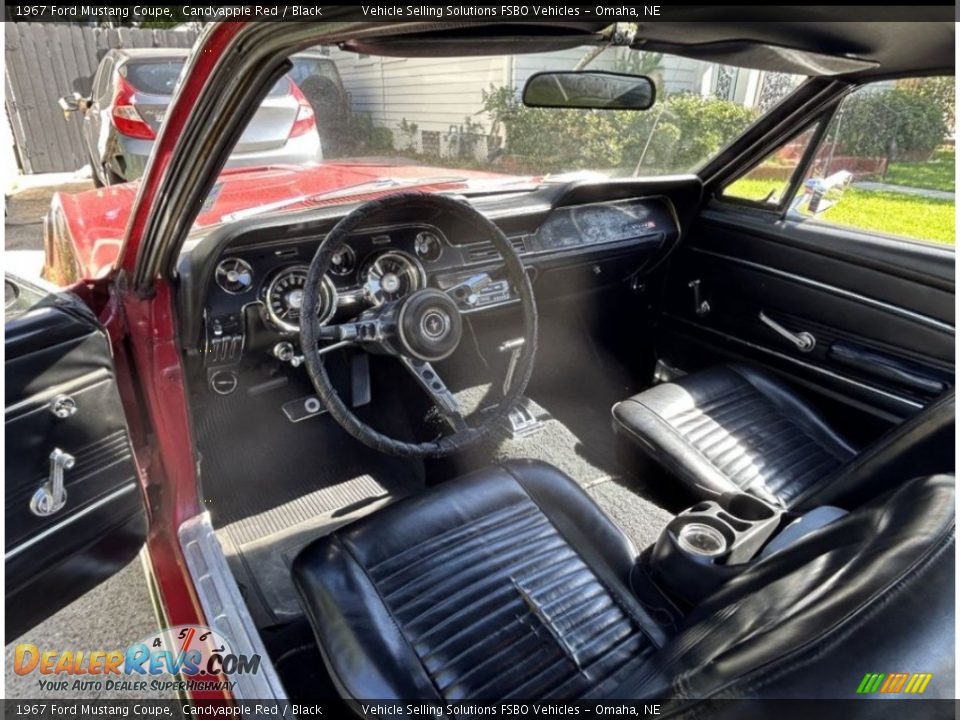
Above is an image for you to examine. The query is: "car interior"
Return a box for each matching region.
[5,20,954,708]
[175,103,955,703]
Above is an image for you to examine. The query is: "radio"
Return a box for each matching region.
[471,279,512,308]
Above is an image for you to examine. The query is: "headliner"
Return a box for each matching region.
[334,16,954,80]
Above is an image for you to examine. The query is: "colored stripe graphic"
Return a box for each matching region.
[857,672,932,694]
[879,673,897,693]
[857,673,885,694]
[905,673,933,694]
[892,673,909,693]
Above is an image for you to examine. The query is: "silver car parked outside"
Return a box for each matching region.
[60,48,323,186]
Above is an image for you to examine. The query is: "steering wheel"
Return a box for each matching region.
[300,192,538,458]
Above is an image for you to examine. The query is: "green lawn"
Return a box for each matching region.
[820,188,955,245]
[885,148,955,193]
[725,177,955,245]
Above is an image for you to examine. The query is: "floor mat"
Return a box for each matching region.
[195,373,425,627]
[443,386,674,553]
[584,479,675,552]
[217,472,420,628]
[219,472,395,547]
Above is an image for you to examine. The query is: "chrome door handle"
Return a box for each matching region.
[759,312,816,352]
[30,448,74,517]
[687,279,711,317]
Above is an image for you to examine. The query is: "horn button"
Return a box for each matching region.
[396,289,463,362]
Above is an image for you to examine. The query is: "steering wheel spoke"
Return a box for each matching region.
[399,356,468,432]
[318,318,385,344]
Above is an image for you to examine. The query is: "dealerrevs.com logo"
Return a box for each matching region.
[12,625,259,694]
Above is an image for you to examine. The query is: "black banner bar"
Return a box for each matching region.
[2,3,956,24]
[1,699,957,720]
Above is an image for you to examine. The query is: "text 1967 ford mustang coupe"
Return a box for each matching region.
[5,16,955,714]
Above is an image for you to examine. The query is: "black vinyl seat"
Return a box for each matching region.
[612,364,955,509]
[293,460,955,703]
[293,461,666,700]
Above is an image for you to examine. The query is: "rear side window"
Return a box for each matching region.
[123,60,290,98]
[266,76,291,98]
[123,60,185,95]
[289,58,341,89]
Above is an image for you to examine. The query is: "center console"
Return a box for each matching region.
[648,491,849,606]
[649,492,783,605]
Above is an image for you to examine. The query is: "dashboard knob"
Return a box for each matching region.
[273,341,296,363]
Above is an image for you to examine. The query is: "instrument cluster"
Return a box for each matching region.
[200,198,679,370]
[210,225,445,341]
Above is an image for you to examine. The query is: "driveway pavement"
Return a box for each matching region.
[4,176,166,699]
[4,559,168,699]
[853,180,955,200]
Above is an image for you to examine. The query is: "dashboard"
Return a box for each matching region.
[180,183,691,382]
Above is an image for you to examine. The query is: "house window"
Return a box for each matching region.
[792,77,954,246]
[756,72,799,112]
[421,131,440,157]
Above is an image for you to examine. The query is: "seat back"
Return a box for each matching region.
[616,474,955,702]
[796,391,955,510]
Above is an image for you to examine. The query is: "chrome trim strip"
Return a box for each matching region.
[691,248,954,334]
[5,482,137,561]
[179,512,287,702]
[5,370,113,418]
[666,314,925,411]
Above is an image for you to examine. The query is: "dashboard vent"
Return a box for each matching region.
[466,236,527,263]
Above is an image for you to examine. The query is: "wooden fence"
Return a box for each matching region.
[5,23,198,173]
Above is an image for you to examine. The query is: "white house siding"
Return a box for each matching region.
[326,45,765,159]
[327,47,510,158]
[511,47,706,96]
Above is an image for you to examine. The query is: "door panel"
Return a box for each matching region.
[4,275,146,641]
[659,209,955,428]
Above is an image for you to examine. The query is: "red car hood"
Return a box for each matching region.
[51,162,534,280]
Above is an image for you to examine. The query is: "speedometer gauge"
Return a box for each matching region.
[364,251,426,305]
[264,265,337,333]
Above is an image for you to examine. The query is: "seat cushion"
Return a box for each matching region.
[292,460,668,701]
[612,365,857,508]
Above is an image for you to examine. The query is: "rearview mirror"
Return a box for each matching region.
[522,71,655,111]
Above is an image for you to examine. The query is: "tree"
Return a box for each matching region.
[896,76,955,135]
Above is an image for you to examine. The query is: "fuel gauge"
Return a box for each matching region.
[414,231,443,263]
[330,245,357,277]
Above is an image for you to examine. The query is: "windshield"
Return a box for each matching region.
[200,45,803,226]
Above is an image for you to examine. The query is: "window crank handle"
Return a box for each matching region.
[759,311,816,352]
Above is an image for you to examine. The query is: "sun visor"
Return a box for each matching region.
[341,35,604,58]
[637,40,878,76]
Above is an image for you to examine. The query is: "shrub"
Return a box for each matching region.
[834,88,947,161]
[340,112,394,156]
[482,85,758,174]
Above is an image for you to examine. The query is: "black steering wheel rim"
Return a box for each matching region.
[300,192,538,458]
